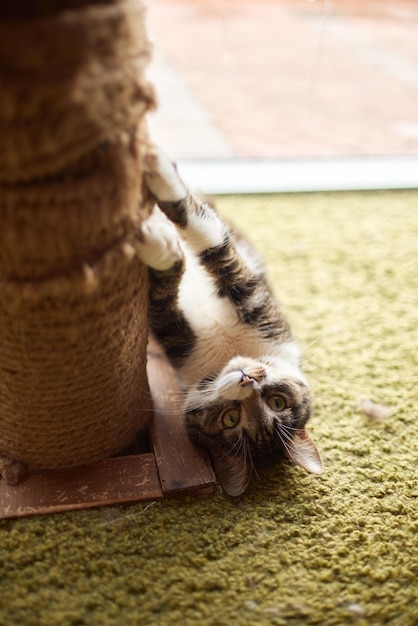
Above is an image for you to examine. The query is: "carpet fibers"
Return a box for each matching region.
[1,191,417,626]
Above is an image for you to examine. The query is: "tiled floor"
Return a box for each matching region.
[145,0,418,160]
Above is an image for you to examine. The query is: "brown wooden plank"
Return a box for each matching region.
[147,338,216,496]
[0,453,163,520]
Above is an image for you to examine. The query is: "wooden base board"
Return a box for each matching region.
[0,339,216,520]
[148,342,216,495]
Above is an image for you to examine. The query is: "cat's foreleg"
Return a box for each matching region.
[144,146,187,204]
[133,205,183,272]
[133,202,195,366]
[144,145,228,254]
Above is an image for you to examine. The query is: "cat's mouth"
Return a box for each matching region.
[219,365,266,402]
[239,366,266,386]
[239,372,255,387]
[218,358,266,394]
[219,371,256,401]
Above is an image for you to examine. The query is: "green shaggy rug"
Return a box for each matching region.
[1,190,417,626]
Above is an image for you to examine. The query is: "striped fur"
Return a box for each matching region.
[136,146,323,496]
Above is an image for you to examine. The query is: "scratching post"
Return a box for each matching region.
[0,0,155,478]
[0,0,216,514]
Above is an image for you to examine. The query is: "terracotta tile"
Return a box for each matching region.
[146,0,418,158]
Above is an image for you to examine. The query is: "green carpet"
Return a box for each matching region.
[1,190,417,626]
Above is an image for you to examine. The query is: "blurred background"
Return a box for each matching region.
[145,0,418,171]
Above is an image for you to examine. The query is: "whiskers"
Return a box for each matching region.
[218,428,258,480]
[135,388,183,415]
[299,329,329,373]
[273,420,322,474]
[273,420,303,462]
[183,375,224,411]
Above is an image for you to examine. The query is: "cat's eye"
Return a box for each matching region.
[222,408,240,429]
[266,394,287,411]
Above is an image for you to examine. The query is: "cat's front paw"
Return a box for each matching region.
[144,144,187,203]
[134,206,183,271]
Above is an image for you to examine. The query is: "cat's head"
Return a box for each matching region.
[184,355,323,497]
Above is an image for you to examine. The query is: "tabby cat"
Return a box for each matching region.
[136,145,323,496]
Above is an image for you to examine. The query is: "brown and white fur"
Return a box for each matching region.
[135,145,323,496]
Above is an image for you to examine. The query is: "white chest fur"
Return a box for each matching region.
[177,247,297,386]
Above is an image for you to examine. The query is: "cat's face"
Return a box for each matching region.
[185,356,323,496]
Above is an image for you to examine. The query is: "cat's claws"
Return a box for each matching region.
[144,144,187,203]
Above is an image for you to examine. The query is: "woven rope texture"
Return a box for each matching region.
[0,0,155,471]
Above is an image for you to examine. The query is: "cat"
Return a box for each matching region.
[136,144,324,496]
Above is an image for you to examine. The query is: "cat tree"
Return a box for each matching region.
[0,0,214,518]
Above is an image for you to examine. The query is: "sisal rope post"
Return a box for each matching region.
[0,0,155,483]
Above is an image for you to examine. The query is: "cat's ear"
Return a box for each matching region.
[288,428,324,475]
[212,452,252,497]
